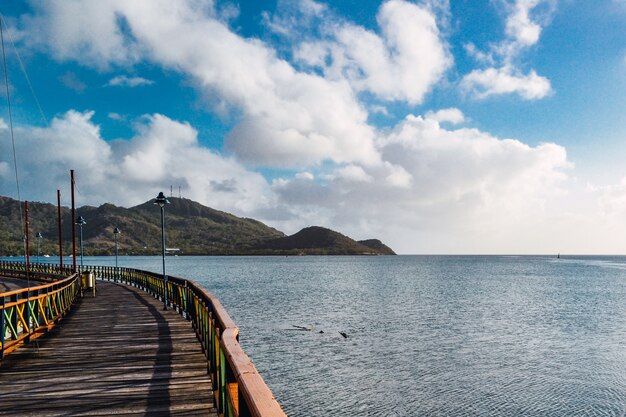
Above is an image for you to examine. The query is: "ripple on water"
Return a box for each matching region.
[88,255,626,416]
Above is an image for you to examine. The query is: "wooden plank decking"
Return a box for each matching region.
[0,276,39,292]
[0,280,218,416]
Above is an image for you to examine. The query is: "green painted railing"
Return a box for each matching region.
[0,261,286,417]
[0,261,80,359]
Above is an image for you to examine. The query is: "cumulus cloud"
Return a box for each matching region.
[293,0,452,104]
[106,75,154,87]
[461,67,551,100]
[425,108,465,124]
[505,0,543,47]
[271,110,571,252]
[10,1,586,253]
[0,107,576,253]
[461,0,554,100]
[21,0,380,168]
[0,111,272,215]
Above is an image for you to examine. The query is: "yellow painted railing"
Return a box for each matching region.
[0,261,80,359]
[0,261,286,417]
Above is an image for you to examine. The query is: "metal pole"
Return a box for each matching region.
[57,190,63,269]
[36,233,42,264]
[24,201,30,336]
[71,169,77,273]
[24,201,30,270]
[114,231,119,282]
[113,227,120,282]
[161,205,167,310]
[79,223,84,272]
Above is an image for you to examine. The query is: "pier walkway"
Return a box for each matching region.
[0,276,41,293]
[0,262,286,417]
[0,280,216,416]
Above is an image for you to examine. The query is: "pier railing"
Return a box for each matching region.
[0,261,286,417]
[0,261,80,359]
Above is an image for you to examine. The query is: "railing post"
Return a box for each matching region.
[25,287,31,339]
[219,346,226,415]
[1,295,5,360]
[10,293,18,340]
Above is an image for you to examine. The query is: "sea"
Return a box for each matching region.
[15,255,626,416]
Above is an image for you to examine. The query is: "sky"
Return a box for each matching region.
[0,0,626,254]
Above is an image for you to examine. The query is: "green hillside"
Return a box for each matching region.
[253,226,396,255]
[0,195,395,256]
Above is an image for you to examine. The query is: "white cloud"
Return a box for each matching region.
[336,165,372,183]
[21,1,142,68]
[461,0,555,100]
[106,75,154,87]
[505,0,543,47]
[11,1,603,254]
[425,108,465,124]
[464,42,495,65]
[587,177,626,217]
[0,111,272,215]
[0,108,583,254]
[294,0,452,104]
[21,0,381,168]
[262,0,327,36]
[271,113,571,252]
[461,67,552,100]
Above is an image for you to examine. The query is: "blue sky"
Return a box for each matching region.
[0,0,625,254]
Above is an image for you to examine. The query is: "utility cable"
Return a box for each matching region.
[0,14,48,126]
[0,14,28,285]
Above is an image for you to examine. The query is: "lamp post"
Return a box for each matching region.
[36,232,43,264]
[76,216,86,272]
[113,227,121,282]
[154,192,169,310]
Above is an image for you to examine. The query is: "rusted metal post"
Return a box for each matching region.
[24,201,31,333]
[57,190,63,269]
[24,201,30,269]
[71,170,77,273]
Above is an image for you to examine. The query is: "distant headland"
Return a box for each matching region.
[0,195,395,256]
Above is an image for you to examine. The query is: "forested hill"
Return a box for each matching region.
[0,195,395,256]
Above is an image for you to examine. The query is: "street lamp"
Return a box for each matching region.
[154,192,169,310]
[76,216,86,272]
[36,232,43,264]
[113,227,121,282]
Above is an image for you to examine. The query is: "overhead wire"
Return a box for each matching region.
[1,14,48,126]
[0,15,23,220]
[0,14,28,282]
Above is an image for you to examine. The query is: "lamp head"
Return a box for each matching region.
[36,232,43,239]
[113,227,121,235]
[154,191,170,208]
[76,216,86,226]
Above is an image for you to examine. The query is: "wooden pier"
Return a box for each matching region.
[0,262,286,417]
[0,280,217,416]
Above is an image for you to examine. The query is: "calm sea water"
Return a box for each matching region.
[23,255,626,415]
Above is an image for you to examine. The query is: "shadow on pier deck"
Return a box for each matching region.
[0,280,217,416]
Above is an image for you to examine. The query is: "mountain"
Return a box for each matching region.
[0,195,395,256]
[357,239,396,255]
[253,226,396,255]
